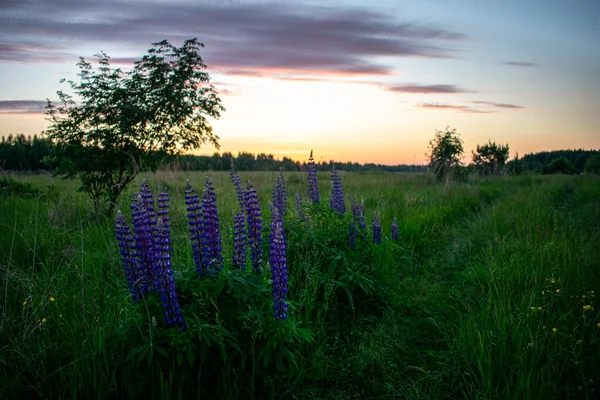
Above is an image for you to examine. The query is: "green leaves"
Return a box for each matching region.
[44,39,225,215]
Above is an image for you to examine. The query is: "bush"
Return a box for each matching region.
[542,157,576,175]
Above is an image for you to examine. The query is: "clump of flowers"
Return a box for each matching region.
[115,183,185,330]
[270,207,289,320]
[329,167,346,215]
[307,150,320,204]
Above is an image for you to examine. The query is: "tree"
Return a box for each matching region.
[44,38,225,214]
[427,126,464,182]
[542,157,576,174]
[584,154,600,174]
[507,152,524,176]
[472,140,510,176]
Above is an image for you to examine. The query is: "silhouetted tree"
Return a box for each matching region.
[427,126,464,182]
[44,39,224,214]
[542,157,576,174]
[472,140,510,176]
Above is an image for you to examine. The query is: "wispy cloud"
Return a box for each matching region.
[388,84,472,94]
[417,102,493,114]
[471,101,524,109]
[504,61,537,67]
[0,100,47,114]
[0,0,467,77]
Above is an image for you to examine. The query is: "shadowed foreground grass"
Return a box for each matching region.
[0,171,598,399]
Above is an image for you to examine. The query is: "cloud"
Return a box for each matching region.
[504,61,537,67]
[471,101,524,109]
[0,100,47,114]
[417,102,493,114]
[388,84,472,94]
[0,0,467,77]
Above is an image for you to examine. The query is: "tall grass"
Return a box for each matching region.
[0,172,598,399]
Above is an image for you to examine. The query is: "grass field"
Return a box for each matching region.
[1,170,599,399]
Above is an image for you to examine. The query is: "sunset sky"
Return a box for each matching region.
[1,0,598,164]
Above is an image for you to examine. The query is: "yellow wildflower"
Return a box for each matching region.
[542,291,545,295]
[552,328,557,333]
[22,301,27,306]
[538,307,542,312]
[583,305,594,311]
[42,318,47,323]
[597,323,600,328]
[551,279,556,284]
[50,297,55,302]
[583,295,586,298]
[556,289,560,293]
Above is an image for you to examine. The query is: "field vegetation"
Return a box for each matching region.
[1,169,599,399]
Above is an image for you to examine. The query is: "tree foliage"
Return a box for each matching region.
[542,157,576,175]
[472,140,510,176]
[427,127,464,182]
[44,38,224,214]
[584,154,600,174]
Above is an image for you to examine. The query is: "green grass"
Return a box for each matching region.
[1,171,598,399]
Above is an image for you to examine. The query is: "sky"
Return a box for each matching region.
[0,0,598,164]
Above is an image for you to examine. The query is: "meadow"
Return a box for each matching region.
[1,170,599,399]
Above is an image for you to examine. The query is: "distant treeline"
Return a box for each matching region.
[2,133,598,174]
[168,153,426,172]
[512,149,600,174]
[0,134,53,171]
[0,134,426,173]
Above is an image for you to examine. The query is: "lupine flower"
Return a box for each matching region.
[230,160,245,212]
[372,212,382,244]
[245,181,263,273]
[131,194,155,294]
[154,217,185,330]
[185,180,204,275]
[270,207,289,320]
[391,217,399,242]
[157,188,170,229]
[295,192,306,221]
[233,211,247,270]
[350,197,366,230]
[307,150,320,204]
[201,178,223,275]
[140,180,157,235]
[272,171,287,219]
[329,167,346,214]
[115,210,142,300]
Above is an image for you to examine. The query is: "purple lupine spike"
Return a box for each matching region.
[131,194,155,295]
[295,192,306,221]
[307,150,320,204]
[140,180,157,234]
[185,180,205,276]
[154,217,186,330]
[372,212,382,244]
[201,178,223,275]
[245,181,263,273]
[350,197,366,231]
[115,210,142,301]
[270,207,289,320]
[275,171,287,218]
[157,188,170,229]
[391,217,399,242]
[329,167,346,215]
[233,211,247,270]
[230,160,246,212]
